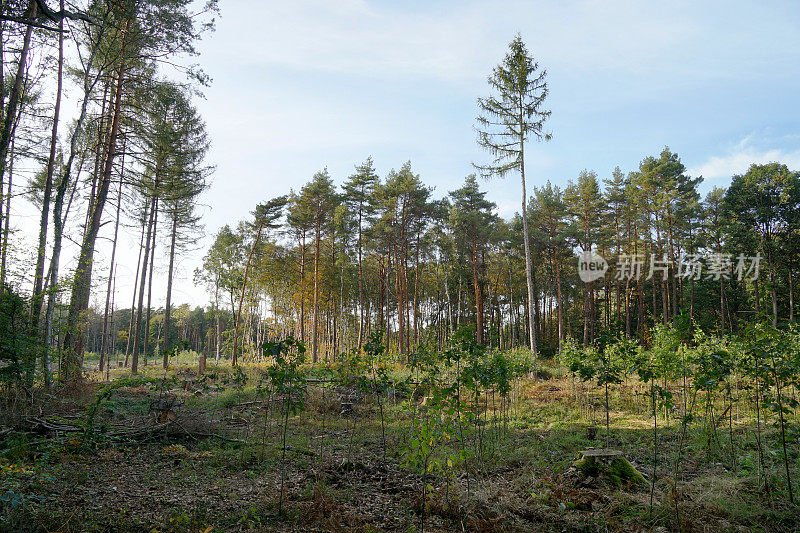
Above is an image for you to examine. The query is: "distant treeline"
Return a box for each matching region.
[195,151,800,362]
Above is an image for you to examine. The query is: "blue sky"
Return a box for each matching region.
[30,0,797,308]
[192,0,800,226]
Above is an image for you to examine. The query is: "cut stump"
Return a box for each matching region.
[574,448,646,487]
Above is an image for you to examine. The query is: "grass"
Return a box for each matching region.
[2,355,798,532]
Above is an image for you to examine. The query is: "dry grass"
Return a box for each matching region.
[1,368,798,532]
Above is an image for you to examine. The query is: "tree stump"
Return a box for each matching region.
[574,448,646,487]
[199,351,206,374]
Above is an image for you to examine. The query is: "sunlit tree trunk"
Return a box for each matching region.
[32,3,64,333]
[143,202,159,366]
[131,195,157,374]
[163,214,178,367]
[61,48,128,385]
[100,157,124,373]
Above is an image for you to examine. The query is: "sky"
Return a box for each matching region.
[11,0,800,310]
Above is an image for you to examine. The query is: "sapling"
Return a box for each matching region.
[633,347,674,520]
[263,336,306,516]
[558,336,583,406]
[443,328,474,496]
[401,377,459,533]
[491,352,512,437]
[336,347,367,466]
[565,343,604,441]
[601,338,636,448]
[360,330,390,465]
[747,323,798,503]
[458,332,487,457]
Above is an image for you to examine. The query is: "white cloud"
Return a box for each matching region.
[12,0,799,310]
[688,144,800,181]
[204,0,800,89]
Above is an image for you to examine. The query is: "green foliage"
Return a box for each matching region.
[263,337,307,415]
[335,348,367,388]
[0,290,36,386]
[649,324,684,381]
[475,33,551,178]
[692,332,732,393]
[559,336,628,388]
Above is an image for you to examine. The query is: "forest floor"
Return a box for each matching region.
[1,362,799,532]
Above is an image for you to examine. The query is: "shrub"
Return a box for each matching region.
[0,290,35,387]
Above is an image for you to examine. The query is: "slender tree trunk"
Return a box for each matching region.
[214,278,221,363]
[312,223,321,363]
[108,270,116,374]
[555,255,564,343]
[163,214,178,368]
[394,243,405,355]
[299,231,306,345]
[519,140,537,353]
[61,50,127,385]
[413,236,421,345]
[44,24,104,354]
[472,245,484,345]
[378,260,385,333]
[507,258,515,347]
[233,221,264,365]
[0,1,35,194]
[131,196,157,374]
[0,1,5,148]
[583,283,591,345]
[768,245,778,326]
[1,83,26,287]
[789,267,795,322]
[31,4,64,330]
[99,156,124,373]
[125,204,148,360]
[357,206,365,347]
[143,203,158,366]
[625,277,632,338]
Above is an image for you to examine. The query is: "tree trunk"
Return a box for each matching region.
[143,203,158,366]
[131,195,157,374]
[299,231,306,345]
[357,206,365,347]
[556,255,564,343]
[583,281,591,345]
[519,141,537,354]
[1,78,27,287]
[60,53,127,385]
[789,267,795,322]
[214,276,221,363]
[0,1,35,196]
[31,3,64,331]
[472,245,484,345]
[125,204,149,361]
[233,220,265,365]
[312,223,321,363]
[394,243,405,356]
[45,29,104,357]
[163,214,178,367]
[99,157,124,373]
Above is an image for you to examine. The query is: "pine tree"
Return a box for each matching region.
[565,170,604,344]
[343,157,379,347]
[475,33,551,354]
[449,175,498,345]
[296,170,337,363]
[233,195,287,365]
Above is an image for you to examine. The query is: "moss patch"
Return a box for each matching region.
[573,453,647,487]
